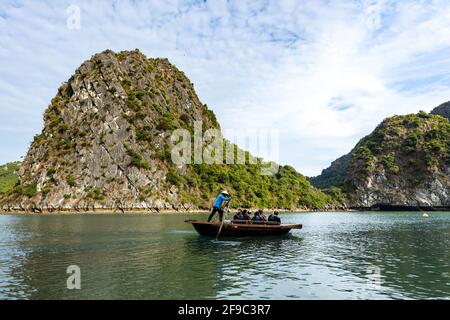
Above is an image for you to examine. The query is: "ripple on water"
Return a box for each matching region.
[0,212,449,299]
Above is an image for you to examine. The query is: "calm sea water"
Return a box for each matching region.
[0,212,449,300]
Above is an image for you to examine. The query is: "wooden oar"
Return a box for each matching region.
[215,201,230,240]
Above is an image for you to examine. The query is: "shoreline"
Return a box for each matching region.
[1,207,448,215]
[0,207,352,215]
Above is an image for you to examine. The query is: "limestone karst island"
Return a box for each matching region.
[0,50,449,213]
[1,1,450,303]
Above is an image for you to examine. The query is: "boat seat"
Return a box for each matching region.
[231,220,250,224]
[265,221,281,225]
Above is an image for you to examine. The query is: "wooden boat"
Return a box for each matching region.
[186,219,302,238]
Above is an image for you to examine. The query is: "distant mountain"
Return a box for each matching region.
[431,101,450,120]
[0,162,20,194]
[0,49,341,213]
[310,109,449,210]
[308,154,350,189]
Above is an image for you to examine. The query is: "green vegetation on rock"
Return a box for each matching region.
[310,110,450,208]
[0,49,344,211]
[0,162,20,194]
[172,156,340,210]
[349,112,449,180]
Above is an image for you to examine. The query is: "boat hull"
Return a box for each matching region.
[186,220,302,238]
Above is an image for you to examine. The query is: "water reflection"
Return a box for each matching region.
[182,234,305,299]
[0,212,449,299]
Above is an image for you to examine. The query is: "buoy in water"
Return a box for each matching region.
[422,212,429,218]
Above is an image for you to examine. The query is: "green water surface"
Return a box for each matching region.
[0,211,448,299]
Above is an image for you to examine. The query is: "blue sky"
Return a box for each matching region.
[1,0,450,176]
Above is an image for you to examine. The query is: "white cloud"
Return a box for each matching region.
[1,0,450,176]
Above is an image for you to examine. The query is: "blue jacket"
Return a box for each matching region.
[213,193,231,208]
[268,215,281,223]
[240,213,250,220]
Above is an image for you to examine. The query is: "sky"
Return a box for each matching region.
[1,0,450,176]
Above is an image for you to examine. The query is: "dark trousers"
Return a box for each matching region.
[208,206,224,222]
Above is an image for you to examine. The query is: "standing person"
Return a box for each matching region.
[208,190,232,222]
[268,211,281,223]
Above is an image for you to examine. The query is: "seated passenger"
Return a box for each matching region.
[233,209,243,220]
[252,209,267,221]
[240,209,251,220]
[268,211,281,223]
[234,209,251,220]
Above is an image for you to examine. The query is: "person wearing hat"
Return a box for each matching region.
[208,190,232,222]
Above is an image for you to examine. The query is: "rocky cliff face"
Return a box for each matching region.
[1,49,336,212]
[311,110,450,210]
[1,49,217,212]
